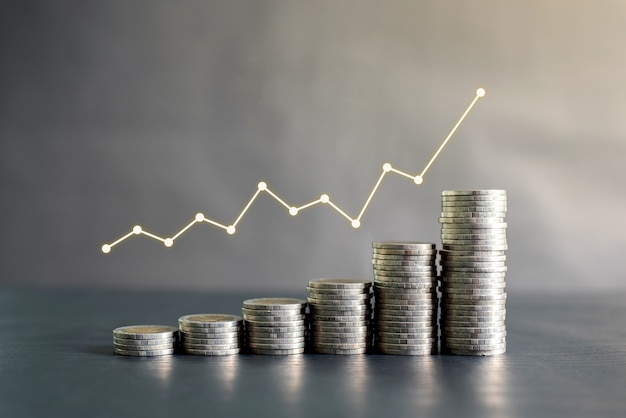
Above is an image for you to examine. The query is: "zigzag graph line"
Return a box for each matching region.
[101,88,485,253]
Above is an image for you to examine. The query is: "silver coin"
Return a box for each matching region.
[114,342,176,351]
[249,347,305,355]
[376,336,437,345]
[246,331,305,340]
[179,323,241,333]
[443,244,508,252]
[442,335,506,345]
[441,223,508,230]
[245,335,306,344]
[244,319,306,328]
[374,281,435,290]
[444,346,506,356]
[314,336,370,344]
[184,347,241,356]
[181,337,242,346]
[311,328,371,337]
[373,249,437,256]
[441,280,506,289]
[443,330,507,340]
[376,324,436,334]
[373,242,437,250]
[183,342,241,350]
[376,307,435,317]
[376,296,437,305]
[178,314,243,328]
[440,211,507,219]
[243,298,307,310]
[373,263,437,271]
[441,256,507,264]
[443,321,506,330]
[441,194,507,201]
[442,292,507,301]
[442,287,506,296]
[377,341,435,350]
[242,314,306,323]
[306,297,369,306]
[441,273,507,281]
[374,270,437,278]
[377,330,437,339]
[441,203,508,211]
[308,278,372,289]
[310,313,371,321]
[247,341,306,350]
[114,347,175,357]
[313,346,368,355]
[311,319,370,328]
[372,253,436,261]
[113,336,177,346]
[376,314,436,323]
[306,286,370,296]
[312,341,370,349]
[441,259,507,267]
[241,307,304,316]
[375,289,436,298]
[309,304,371,313]
[113,325,178,340]
[246,324,307,334]
[377,346,435,356]
[442,190,506,196]
[372,258,435,266]
[307,287,371,299]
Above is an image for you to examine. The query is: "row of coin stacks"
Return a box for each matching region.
[112,190,506,357]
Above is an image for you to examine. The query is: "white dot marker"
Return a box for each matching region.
[382,163,392,172]
[414,176,423,185]
[258,182,267,191]
[477,88,486,97]
[226,226,236,235]
[101,244,111,254]
[195,213,205,222]
[289,207,298,216]
[351,220,361,228]
[164,238,173,247]
[320,194,329,203]
[133,225,142,234]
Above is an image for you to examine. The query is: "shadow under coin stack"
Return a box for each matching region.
[112,325,178,357]
[439,190,508,356]
[372,242,439,355]
[242,298,307,355]
[307,278,373,355]
[178,314,243,355]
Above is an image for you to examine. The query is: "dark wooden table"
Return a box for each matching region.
[1,287,625,418]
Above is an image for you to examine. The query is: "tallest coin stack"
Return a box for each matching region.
[439,190,508,356]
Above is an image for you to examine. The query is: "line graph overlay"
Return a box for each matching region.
[101,88,485,253]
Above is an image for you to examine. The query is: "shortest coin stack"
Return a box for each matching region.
[307,278,373,355]
[243,298,308,355]
[113,325,178,357]
[178,314,243,355]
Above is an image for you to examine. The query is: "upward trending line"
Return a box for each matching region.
[101,88,485,253]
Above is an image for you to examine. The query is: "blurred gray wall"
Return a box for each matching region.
[1,0,625,292]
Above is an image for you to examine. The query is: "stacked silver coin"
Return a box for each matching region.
[112,325,178,357]
[439,190,507,356]
[242,298,307,355]
[307,278,373,355]
[372,242,438,355]
[178,314,243,355]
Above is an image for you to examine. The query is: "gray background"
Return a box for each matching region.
[1,0,624,293]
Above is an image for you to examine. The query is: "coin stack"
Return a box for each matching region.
[307,278,373,355]
[178,314,243,355]
[242,298,307,355]
[371,242,438,355]
[439,190,507,356]
[112,325,178,357]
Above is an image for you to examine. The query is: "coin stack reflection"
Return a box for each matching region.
[372,242,438,355]
[243,298,307,355]
[439,190,507,356]
[307,278,373,355]
[179,314,243,355]
[113,325,178,357]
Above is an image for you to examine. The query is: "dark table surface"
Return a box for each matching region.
[1,287,625,418]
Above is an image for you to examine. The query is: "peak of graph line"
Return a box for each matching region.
[101,88,485,253]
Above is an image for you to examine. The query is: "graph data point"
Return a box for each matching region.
[195,213,205,222]
[414,176,423,185]
[351,220,361,228]
[258,182,267,191]
[320,194,330,203]
[133,225,142,234]
[164,238,173,247]
[289,207,298,216]
[383,163,392,172]
[101,244,111,254]
[477,88,486,97]
[226,226,236,235]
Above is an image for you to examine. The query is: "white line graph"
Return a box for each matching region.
[101,88,485,253]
